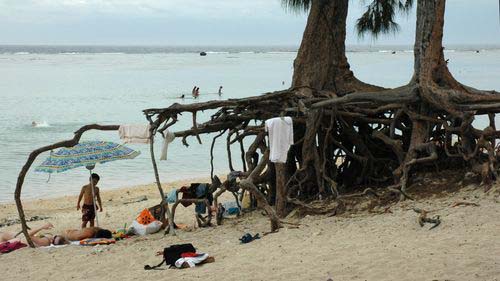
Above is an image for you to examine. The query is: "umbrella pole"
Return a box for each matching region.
[89,169,99,227]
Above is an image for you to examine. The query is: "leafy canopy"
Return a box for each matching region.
[281,0,312,13]
[356,0,414,38]
[281,0,414,37]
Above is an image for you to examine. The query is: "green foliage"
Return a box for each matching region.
[280,0,414,37]
[281,0,312,13]
[356,0,414,38]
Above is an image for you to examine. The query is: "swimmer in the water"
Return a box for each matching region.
[32,121,37,127]
[194,87,200,99]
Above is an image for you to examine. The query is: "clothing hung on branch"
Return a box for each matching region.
[264,117,294,163]
[160,130,175,160]
[178,183,213,213]
[194,183,212,214]
[118,124,151,144]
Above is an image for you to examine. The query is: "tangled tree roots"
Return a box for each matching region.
[143,1,499,229]
[143,78,500,223]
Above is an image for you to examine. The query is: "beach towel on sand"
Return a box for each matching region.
[79,238,116,246]
[0,240,27,254]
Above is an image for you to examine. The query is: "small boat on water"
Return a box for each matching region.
[200,52,207,56]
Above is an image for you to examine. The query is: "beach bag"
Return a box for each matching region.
[131,220,162,236]
[144,243,196,270]
[136,209,156,225]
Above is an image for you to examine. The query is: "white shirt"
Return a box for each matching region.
[160,130,175,161]
[265,117,294,163]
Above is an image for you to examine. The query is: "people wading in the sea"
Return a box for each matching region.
[194,87,200,98]
[191,86,197,98]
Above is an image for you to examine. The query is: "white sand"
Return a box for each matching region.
[0,179,499,281]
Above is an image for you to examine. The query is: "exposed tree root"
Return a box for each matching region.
[413,208,441,230]
[451,201,480,208]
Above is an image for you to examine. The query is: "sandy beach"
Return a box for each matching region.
[1,0,499,280]
[1,177,499,281]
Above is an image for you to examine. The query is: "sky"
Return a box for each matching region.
[0,0,499,46]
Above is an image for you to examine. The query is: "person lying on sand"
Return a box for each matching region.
[0,223,67,247]
[1,224,113,247]
[0,223,113,247]
[63,227,112,241]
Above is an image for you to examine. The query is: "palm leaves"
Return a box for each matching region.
[281,0,415,37]
[356,0,414,37]
[281,0,312,13]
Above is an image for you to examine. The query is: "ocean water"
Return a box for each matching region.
[0,45,499,203]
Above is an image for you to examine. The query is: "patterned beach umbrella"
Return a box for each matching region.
[35,140,140,173]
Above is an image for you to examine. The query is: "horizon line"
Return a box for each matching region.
[1,43,500,47]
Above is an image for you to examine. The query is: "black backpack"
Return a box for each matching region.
[144,243,196,270]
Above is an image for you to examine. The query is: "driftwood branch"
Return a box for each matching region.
[413,208,441,230]
[240,149,281,232]
[15,124,120,247]
[148,128,176,236]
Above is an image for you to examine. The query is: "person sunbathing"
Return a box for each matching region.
[0,223,67,247]
[1,224,112,248]
[63,227,112,241]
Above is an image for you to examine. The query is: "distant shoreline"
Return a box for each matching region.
[0,44,499,55]
[0,176,210,206]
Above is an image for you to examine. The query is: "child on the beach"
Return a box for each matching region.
[76,173,103,228]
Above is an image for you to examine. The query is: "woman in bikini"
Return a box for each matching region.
[0,223,67,247]
[1,223,113,248]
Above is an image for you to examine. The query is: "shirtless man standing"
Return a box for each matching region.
[77,173,103,228]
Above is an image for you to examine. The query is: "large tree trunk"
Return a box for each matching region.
[292,0,380,94]
[394,0,500,195]
[411,0,465,110]
[412,0,448,83]
[394,0,451,195]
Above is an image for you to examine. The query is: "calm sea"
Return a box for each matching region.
[0,45,499,203]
